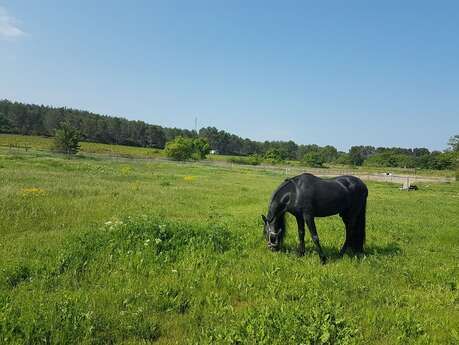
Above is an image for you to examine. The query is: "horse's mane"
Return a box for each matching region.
[267,178,293,243]
[270,178,294,206]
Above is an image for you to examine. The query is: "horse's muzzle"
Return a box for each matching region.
[267,242,280,251]
[266,232,280,251]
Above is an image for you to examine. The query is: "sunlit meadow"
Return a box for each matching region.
[0,146,458,344]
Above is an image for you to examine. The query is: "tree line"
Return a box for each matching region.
[0,99,457,169]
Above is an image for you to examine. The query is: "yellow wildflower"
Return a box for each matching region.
[22,187,46,196]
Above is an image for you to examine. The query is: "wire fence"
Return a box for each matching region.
[164,158,455,184]
[3,146,455,184]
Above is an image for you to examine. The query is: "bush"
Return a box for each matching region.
[264,149,286,164]
[54,122,81,155]
[228,154,262,166]
[334,154,352,165]
[165,136,210,161]
[364,153,415,168]
[419,151,456,170]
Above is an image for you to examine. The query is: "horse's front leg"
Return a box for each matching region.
[295,215,305,256]
[304,214,326,264]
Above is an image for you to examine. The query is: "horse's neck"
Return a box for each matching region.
[268,182,294,220]
[268,200,286,221]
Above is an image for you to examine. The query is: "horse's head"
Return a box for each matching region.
[261,214,284,251]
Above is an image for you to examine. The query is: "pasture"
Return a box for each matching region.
[1,134,455,178]
[0,148,458,344]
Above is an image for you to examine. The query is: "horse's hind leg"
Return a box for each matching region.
[343,209,362,254]
[304,214,326,264]
[339,212,350,257]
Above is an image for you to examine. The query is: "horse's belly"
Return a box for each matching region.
[313,196,348,217]
[315,207,341,217]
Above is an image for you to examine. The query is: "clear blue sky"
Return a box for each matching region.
[1,1,458,151]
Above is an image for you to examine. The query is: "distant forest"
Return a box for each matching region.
[0,99,457,170]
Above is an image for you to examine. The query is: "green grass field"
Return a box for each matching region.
[1,134,454,178]
[0,134,165,159]
[0,145,458,344]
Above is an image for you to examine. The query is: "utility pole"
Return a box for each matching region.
[194,117,198,133]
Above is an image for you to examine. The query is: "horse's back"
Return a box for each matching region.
[295,173,367,194]
[293,174,367,216]
[334,175,368,195]
[292,174,348,216]
[333,175,368,211]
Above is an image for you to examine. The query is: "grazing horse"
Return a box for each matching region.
[262,173,368,264]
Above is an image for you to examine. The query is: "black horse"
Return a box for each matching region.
[262,173,368,264]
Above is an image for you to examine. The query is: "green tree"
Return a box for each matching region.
[54,121,81,155]
[364,153,415,168]
[0,112,11,133]
[428,151,456,170]
[413,147,430,157]
[448,134,459,152]
[191,137,210,160]
[281,140,298,160]
[320,145,338,162]
[349,146,375,166]
[303,151,325,167]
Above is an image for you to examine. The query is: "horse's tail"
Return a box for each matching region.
[349,193,367,253]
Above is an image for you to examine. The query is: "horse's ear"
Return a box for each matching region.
[261,215,267,223]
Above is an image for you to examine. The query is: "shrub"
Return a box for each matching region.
[364,153,416,168]
[54,122,81,155]
[264,149,286,164]
[334,153,352,165]
[165,136,210,161]
[228,154,262,166]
